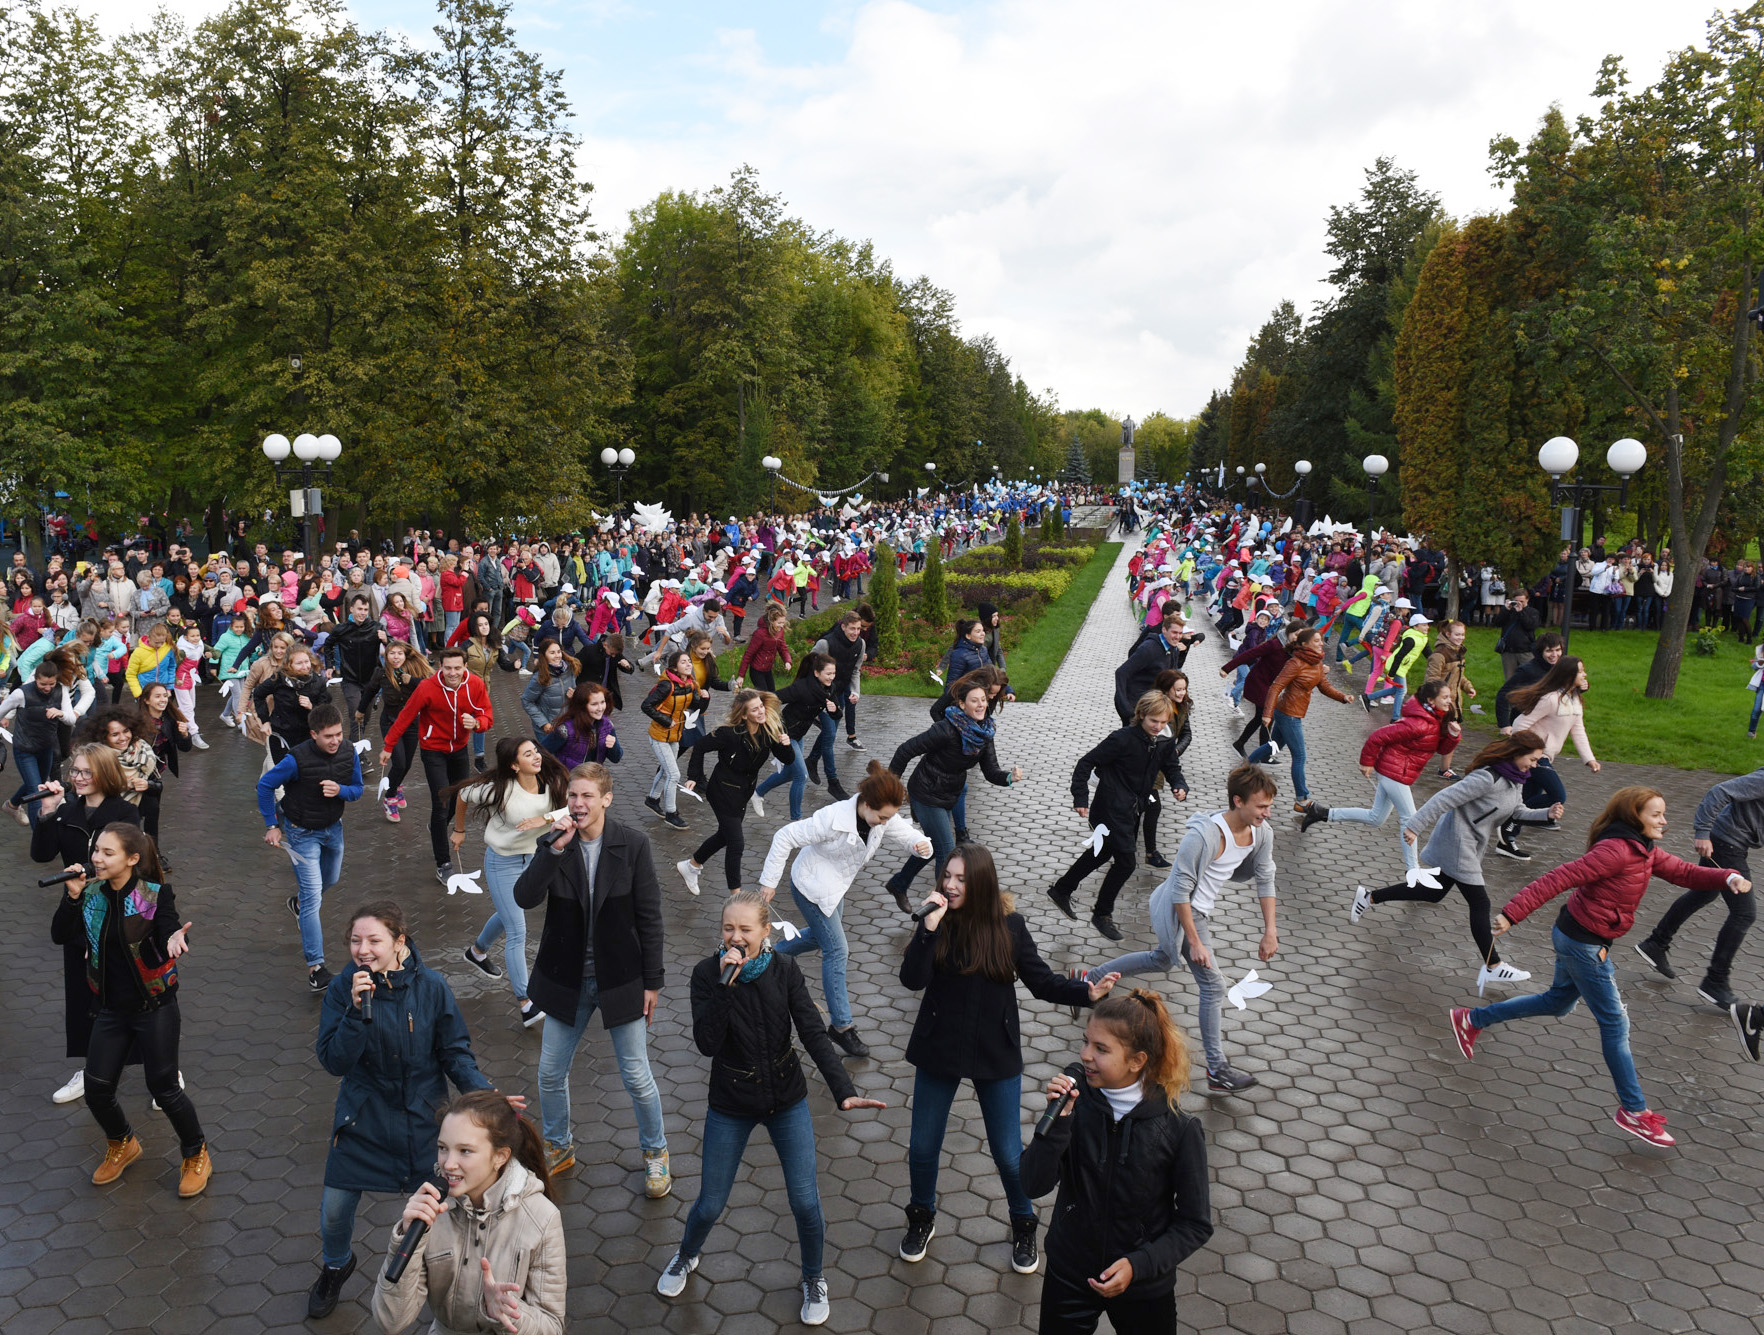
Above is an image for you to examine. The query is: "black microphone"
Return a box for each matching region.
[15,786,58,805]
[360,970,378,1025]
[1035,1062,1087,1137]
[720,944,747,987]
[910,896,942,923]
[38,866,86,887]
[537,825,568,852]
[385,1171,450,1282]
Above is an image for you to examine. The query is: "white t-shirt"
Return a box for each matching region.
[1191,813,1255,917]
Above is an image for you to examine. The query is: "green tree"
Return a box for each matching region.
[870,540,901,660]
[1059,433,1091,483]
[1003,512,1022,569]
[919,537,948,630]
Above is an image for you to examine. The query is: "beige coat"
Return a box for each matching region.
[372,1161,566,1335]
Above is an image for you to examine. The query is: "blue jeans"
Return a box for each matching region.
[444,610,461,640]
[754,738,807,819]
[1470,926,1646,1112]
[538,977,666,1153]
[1751,689,1763,734]
[320,1185,366,1268]
[1364,680,1407,722]
[953,782,968,833]
[886,802,956,896]
[1327,774,1418,871]
[1248,712,1309,800]
[473,846,535,1000]
[284,821,344,967]
[1089,887,1230,1073]
[809,711,841,789]
[1610,595,1630,629]
[678,1100,824,1281]
[11,746,55,829]
[908,1069,1032,1219]
[774,877,851,1028]
[504,640,532,670]
[1229,664,1249,704]
[1521,757,1567,814]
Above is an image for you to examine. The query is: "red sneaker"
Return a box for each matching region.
[1449,1008,1480,1060]
[1613,1108,1676,1148]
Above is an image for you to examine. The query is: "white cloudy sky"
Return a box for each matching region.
[76,0,1717,419]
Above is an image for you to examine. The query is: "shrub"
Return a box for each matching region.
[920,539,949,630]
[1003,514,1023,569]
[871,542,901,660]
[1695,627,1722,657]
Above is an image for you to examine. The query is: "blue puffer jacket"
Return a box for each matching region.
[316,942,493,1193]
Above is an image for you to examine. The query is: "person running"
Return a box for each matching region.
[897,844,1115,1274]
[575,631,636,713]
[655,890,887,1326]
[1047,690,1189,942]
[883,676,1025,908]
[677,689,798,896]
[521,640,579,742]
[1450,787,1749,1149]
[379,645,495,883]
[640,647,705,832]
[1635,763,1764,1009]
[1502,655,1599,859]
[1494,632,1564,729]
[1361,612,1432,722]
[761,760,932,1059]
[357,640,429,823]
[1139,669,1193,870]
[1347,731,1561,984]
[1423,619,1476,770]
[253,642,334,764]
[1246,626,1349,811]
[1085,763,1279,1095]
[2,658,66,829]
[754,653,839,821]
[1219,624,1293,757]
[31,744,142,1106]
[734,603,792,693]
[515,762,671,1196]
[1020,989,1213,1334]
[50,823,209,1198]
[309,899,498,1319]
[330,594,385,745]
[136,683,189,849]
[258,703,364,995]
[1300,679,1459,874]
[1113,617,1193,726]
[807,609,867,756]
[371,1090,566,1335]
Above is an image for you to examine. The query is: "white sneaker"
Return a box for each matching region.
[677,859,702,896]
[519,668,533,676]
[801,1278,830,1326]
[749,792,764,818]
[656,1250,699,1298]
[53,1069,85,1104]
[191,735,210,750]
[1349,886,1373,924]
[1484,961,1531,983]
[1221,686,1237,707]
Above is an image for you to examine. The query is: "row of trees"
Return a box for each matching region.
[0,0,1074,553]
[1177,5,1764,697]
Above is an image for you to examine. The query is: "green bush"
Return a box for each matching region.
[920,539,949,631]
[871,542,901,660]
[1695,628,1722,657]
[1003,514,1023,569]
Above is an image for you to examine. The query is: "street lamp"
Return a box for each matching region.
[1361,454,1389,563]
[262,431,341,562]
[1259,459,1313,504]
[599,446,636,508]
[924,461,937,496]
[761,454,783,511]
[1538,435,1647,648]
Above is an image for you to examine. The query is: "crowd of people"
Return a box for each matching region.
[5,473,1761,1334]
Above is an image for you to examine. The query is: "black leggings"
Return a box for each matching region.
[1233,711,1269,755]
[1052,840,1138,917]
[383,728,419,798]
[140,786,163,843]
[747,668,775,693]
[1372,873,1500,965]
[692,788,749,889]
[421,748,470,865]
[85,1000,205,1158]
[1039,1270,1175,1335]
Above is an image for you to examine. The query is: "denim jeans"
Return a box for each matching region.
[1753,689,1764,734]
[1327,774,1418,871]
[1610,595,1630,629]
[444,610,462,640]
[1229,664,1249,704]
[1088,884,1228,1073]
[774,877,851,1028]
[473,846,535,1000]
[1469,925,1646,1112]
[1248,712,1309,799]
[754,737,807,819]
[1520,757,1567,814]
[538,977,666,1153]
[11,746,55,829]
[809,711,842,789]
[505,640,532,670]
[886,801,956,896]
[320,1184,366,1268]
[678,1099,824,1280]
[953,782,968,833]
[908,1069,1033,1219]
[284,820,345,967]
[647,737,680,814]
[1363,680,1407,722]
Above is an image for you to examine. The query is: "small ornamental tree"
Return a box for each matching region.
[1003,513,1023,569]
[919,538,949,631]
[870,542,901,661]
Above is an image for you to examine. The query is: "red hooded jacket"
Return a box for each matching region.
[383,670,495,754]
[1502,823,1733,943]
[1359,697,1460,786]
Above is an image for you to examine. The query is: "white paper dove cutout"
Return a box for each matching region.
[1405,865,1443,889]
[447,868,485,895]
[354,739,373,756]
[1475,962,1494,997]
[546,806,570,823]
[1227,970,1273,1010]
[377,776,390,799]
[0,726,11,743]
[774,919,804,943]
[1086,824,1110,856]
[927,669,944,686]
[630,501,674,535]
[676,784,705,802]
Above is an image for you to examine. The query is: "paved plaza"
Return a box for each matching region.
[4,534,1764,1335]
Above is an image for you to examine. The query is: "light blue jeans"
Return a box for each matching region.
[1248,712,1309,800]
[647,737,680,813]
[678,1100,824,1281]
[754,737,807,819]
[284,821,344,967]
[320,1185,367,1268]
[473,846,535,1000]
[1470,926,1646,1112]
[538,977,666,1153]
[1327,774,1419,870]
[774,877,851,1028]
[1089,883,1229,1073]
[1364,680,1407,722]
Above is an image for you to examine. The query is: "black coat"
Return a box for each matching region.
[899,914,1089,1080]
[1020,1081,1212,1300]
[889,718,1009,811]
[357,665,420,734]
[1495,645,1556,729]
[513,816,665,1029]
[253,673,334,745]
[777,674,833,740]
[690,951,856,1118]
[1113,634,1188,722]
[1071,725,1186,857]
[332,618,385,686]
[1492,604,1542,656]
[687,724,797,806]
[577,641,636,712]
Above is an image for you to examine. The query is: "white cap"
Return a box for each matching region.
[1394,597,1413,609]
[1409,612,1432,627]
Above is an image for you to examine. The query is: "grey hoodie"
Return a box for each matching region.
[1693,766,1764,850]
[1402,766,1553,881]
[1162,809,1276,914]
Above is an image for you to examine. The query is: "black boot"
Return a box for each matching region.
[827,776,851,802]
[1299,803,1330,834]
[898,1204,936,1262]
[307,1253,357,1319]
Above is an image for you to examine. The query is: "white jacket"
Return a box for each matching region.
[759,796,928,913]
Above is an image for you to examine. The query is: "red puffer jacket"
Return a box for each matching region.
[1360,698,1459,786]
[1502,823,1733,942]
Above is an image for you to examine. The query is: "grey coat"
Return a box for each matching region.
[1402,767,1553,881]
[521,668,576,735]
[1162,810,1276,910]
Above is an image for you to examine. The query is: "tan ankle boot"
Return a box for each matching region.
[93,1136,143,1185]
[178,1146,212,1198]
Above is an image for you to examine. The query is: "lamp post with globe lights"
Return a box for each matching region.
[761,455,782,512]
[1361,454,1389,562]
[599,446,636,510]
[261,432,341,564]
[1538,435,1647,648]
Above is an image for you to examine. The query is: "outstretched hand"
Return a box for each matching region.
[840,1097,887,1111]
[1087,971,1120,1002]
[480,1257,522,1332]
